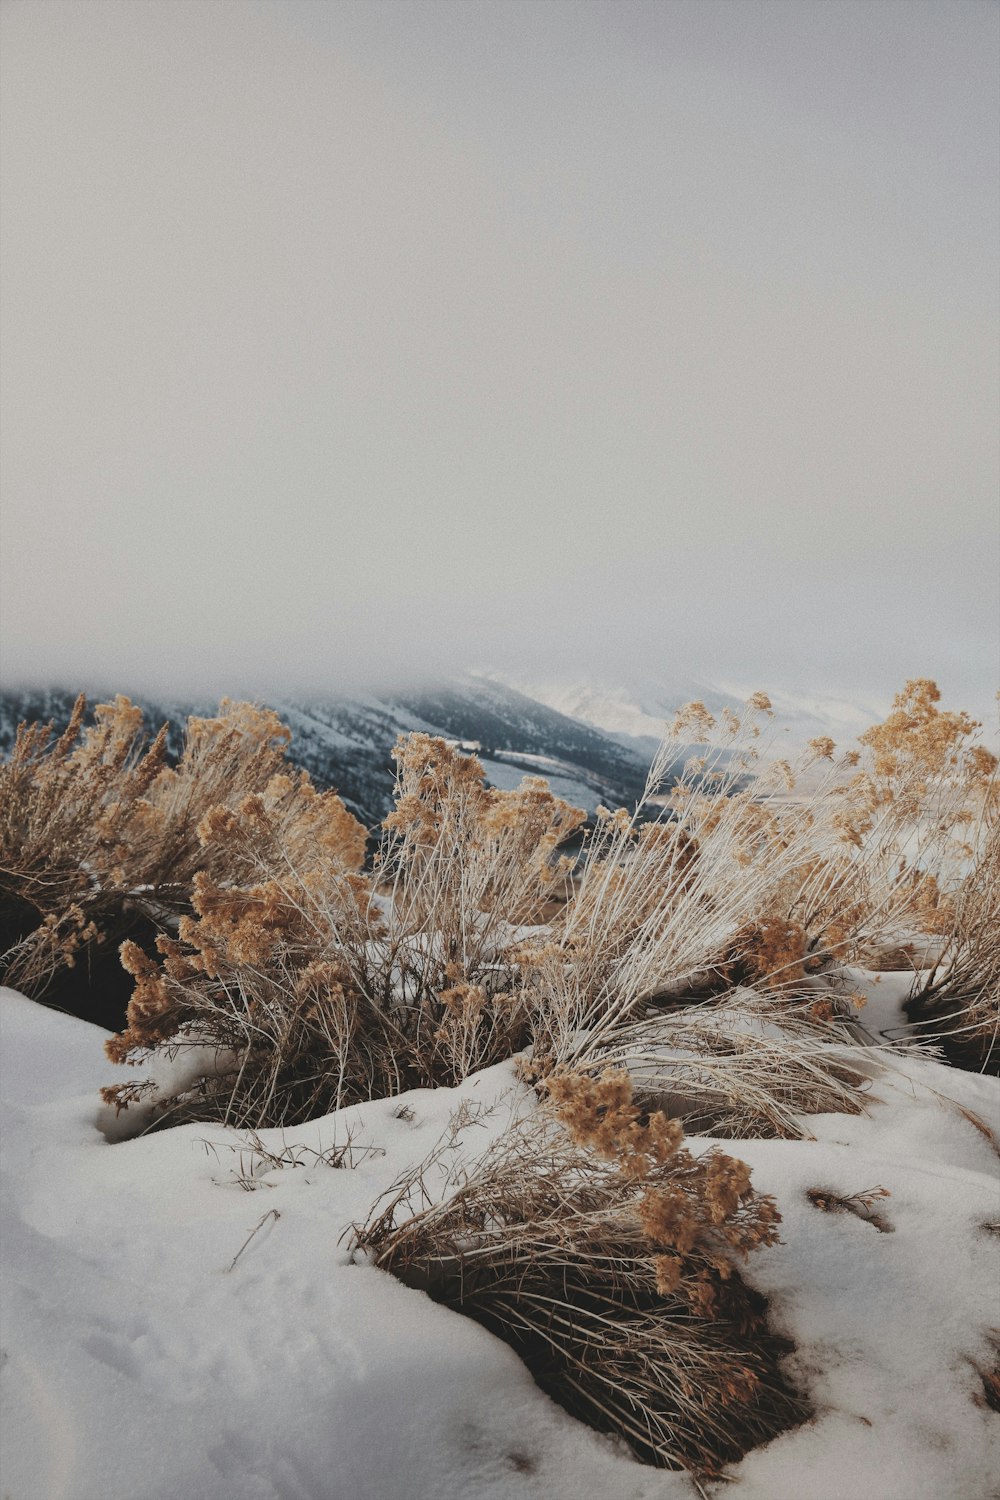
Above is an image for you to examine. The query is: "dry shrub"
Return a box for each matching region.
[905,816,1000,1073]
[553,994,876,1140]
[815,683,993,953]
[353,1070,805,1476]
[527,684,995,1045]
[499,682,994,1130]
[102,774,378,1126]
[503,711,858,1132]
[0,696,303,997]
[0,696,167,992]
[102,735,585,1126]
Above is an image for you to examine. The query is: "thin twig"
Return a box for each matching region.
[225,1209,280,1272]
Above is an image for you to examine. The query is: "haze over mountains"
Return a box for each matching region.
[493,674,892,758]
[0,675,917,840]
[0,672,907,837]
[0,678,651,831]
[5,675,995,840]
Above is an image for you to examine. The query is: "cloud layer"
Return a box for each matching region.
[1,0,996,708]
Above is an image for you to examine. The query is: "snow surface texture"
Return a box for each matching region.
[2,987,998,1500]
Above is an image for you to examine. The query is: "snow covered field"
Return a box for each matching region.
[2,985,998,1500]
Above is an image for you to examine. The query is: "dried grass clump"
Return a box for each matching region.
[102,775,378,1127]
[354,1070,805,1476]
[505,682,997,1129]
[555,994,876,1139]
[102,735,586,1126]
[905,816,1000,1073]
[0,696,303,996]
[526,683,995,1049]
[814,680,996,961]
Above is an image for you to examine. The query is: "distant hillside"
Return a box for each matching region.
[0,679,655,833]
[495,672,888,758]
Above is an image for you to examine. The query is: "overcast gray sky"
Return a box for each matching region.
[1,0,997,709]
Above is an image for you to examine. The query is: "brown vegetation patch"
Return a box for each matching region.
[806,1185,893,1233]
[354,1075,809,1476]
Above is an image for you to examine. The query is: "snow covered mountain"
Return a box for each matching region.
[0,679,652,831]
[0,671,934,837]
[488,675,742,756]
[492,672,889,758]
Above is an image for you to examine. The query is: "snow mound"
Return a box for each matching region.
[2,989,998,1499]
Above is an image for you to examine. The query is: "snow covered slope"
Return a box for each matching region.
[0,680,651,830]
[3,989,998,1500]
[495,673,890,757]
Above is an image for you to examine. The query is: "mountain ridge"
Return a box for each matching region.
[0,680,653,831]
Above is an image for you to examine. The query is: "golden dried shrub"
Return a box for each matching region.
[354,1069,800,1476]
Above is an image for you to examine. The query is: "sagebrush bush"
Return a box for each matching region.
[0,696,308,997]
[905,816,1000,1072]
[353,1068,804,1475]
[504,685,993,1134]
[101,732,585,1125]
[103,768,371,1124]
